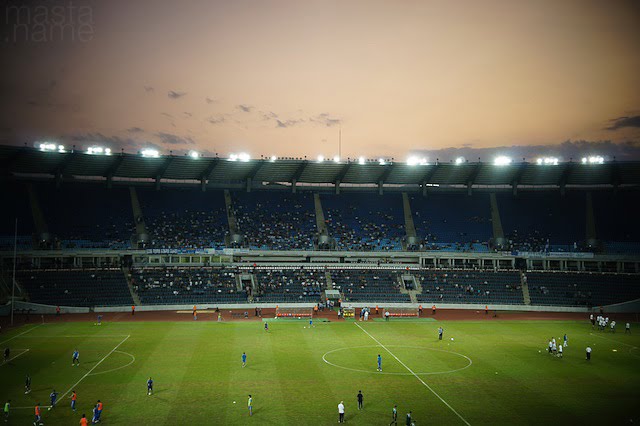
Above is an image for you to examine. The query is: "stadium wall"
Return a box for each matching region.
[603,298,640,313]
[2,301,593,315]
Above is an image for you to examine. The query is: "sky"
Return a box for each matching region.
[1,0,640,162]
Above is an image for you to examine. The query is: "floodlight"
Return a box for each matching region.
[317,155,324,163]
[189,150,200,159]
[238,152,250,162]
[270,155,277,162]
[378,158,386,165]
[141,148,160,158]
[38,142,58,152]
[493,156,512,166]
[455,157,465,165]
[358,156,366,165]
[536,157,559,166]
[333,155,340,163]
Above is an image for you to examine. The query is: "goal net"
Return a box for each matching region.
[384,307,420,317]
[275,307,313,318]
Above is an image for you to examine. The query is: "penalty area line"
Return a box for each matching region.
[1,349,30,366]
[354,322,471,426]
[58,334,131,402]
[0,323,44,346]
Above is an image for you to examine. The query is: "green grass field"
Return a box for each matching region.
[1,318,639,425]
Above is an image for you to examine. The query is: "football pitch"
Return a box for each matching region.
[1,317,639,425]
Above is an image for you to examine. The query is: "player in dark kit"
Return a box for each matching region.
[147,378,153,395]
[357,390,363,410]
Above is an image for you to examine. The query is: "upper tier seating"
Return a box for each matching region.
[592,191,640,254]
[36,184,134,249]
[496,192,585,252]
[17,269,133,307]
[409,193,492,246]
[138,188,227,249]
[233,191,315,250]
[322,193,405,251]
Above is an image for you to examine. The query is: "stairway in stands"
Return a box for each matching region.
[401,193,417,250]
[520,271,531,305]
[399,274,420,303]
[122,266,141,305]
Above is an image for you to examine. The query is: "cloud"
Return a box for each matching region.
[410,140,640,162]
[276,119,304,128]
[127,127,144,133]
[606,115,640,131]
[168,90,186,99]
[207,115,226,125]
[310,113,342,127]
[67,132,156,152]
[205,97,217,104]
[155,132,195,145]
[262,111,278,120]
[183,112,193,118]
[144,86,154,93]
[161,112,174,118]
[237,104,254,113]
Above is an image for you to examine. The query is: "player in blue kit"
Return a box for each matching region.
[72,349,80,366]
[48,389,58,410]
[147,378,153,395]
[242,352,247,368]
[377,354,382,372]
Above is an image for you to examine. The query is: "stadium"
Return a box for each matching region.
[1,144,639,425]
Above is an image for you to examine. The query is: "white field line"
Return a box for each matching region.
[12,334,132,410]
[15,335,131,338]
[589,332,638,349]
[1,348,30,365]
[56,335,130,402]
[354,322,471,426]
[0,323,43,346]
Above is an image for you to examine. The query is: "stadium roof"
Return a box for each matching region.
[1,144,639,188]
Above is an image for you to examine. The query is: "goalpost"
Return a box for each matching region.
[275,307,314,318]
[383,307,420,318]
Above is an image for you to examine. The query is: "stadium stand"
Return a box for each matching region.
[526,271,640,307]
[137,188,228,249]
[131,266,246,304]
[415,270,523,304]
[0,182,34,249]
[409,193,492,251]
[16,269,133,307]
[330,268,411,302]
[322,193,405,251]
[36,184,134,249]
[253,267,324,302]
[496,192,585,252]
[592,191,640,254]
[232,191,316,250]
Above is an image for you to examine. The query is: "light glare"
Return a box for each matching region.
[141,148,160,158]
[494,156,512,166]
[536,157,559,166]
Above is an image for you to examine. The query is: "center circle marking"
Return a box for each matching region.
[322,345,472,375]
